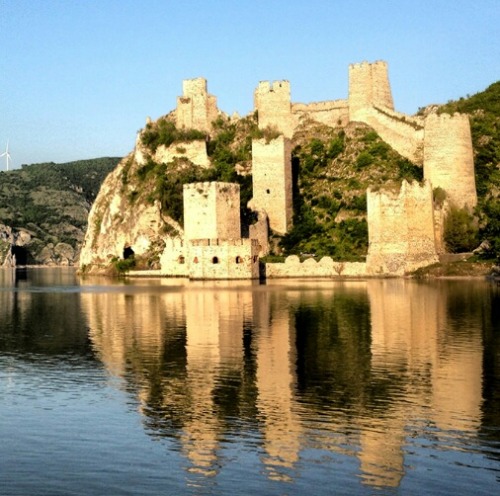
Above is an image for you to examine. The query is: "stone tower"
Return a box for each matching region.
[254,80,294,138]
[366,180,439,275]
[176,78,218,133]
[251,135,293,235]
[348,61,394,120]
[423,113,477,209]
[183,182,241,240]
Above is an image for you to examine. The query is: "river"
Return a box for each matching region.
[1,268,499,495]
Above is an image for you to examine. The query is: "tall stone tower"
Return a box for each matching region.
[251,135,293,235]
[176,78,218,133]
[348,61,394,120]
[366,180,439,275]
[254,81,294,138]
[183,182,241,240]
[423,113,477,209]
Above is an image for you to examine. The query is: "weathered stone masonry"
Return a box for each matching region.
[366,180,439,275]
[251,136,293,235]
[176,77,218,133]
[160,182,260,280]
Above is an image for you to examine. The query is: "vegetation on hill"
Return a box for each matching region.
[0,157,119,263]
[437,81,500,258]
[282,121,422,259]
[128,114,422,261]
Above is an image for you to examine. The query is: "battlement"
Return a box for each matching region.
[182,77,208,96]
[349,60,389,71]
[190,238,260,247]
[183,181,239,195]
[255,80,291,96]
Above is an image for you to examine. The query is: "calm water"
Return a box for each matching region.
[1,268,499,495]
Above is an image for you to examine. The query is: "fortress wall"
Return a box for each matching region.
[403,181,440,267]
[265,255,367,278]
[292,100,349,127]
[183,182,241,241]
[154,140,210,168]
[159,237,188,277]
[254,80,294,138]
[354,107,424,164]
[251,136,293,235]
[348,60,425,164]
[423,113,477,209]
[187,238,260,279]
[176,77,218,132]
[366,180,438,275]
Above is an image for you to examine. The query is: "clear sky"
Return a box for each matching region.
[1,0,499,169]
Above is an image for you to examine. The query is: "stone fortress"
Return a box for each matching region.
[149,60,477,279]
[83,61,476,279]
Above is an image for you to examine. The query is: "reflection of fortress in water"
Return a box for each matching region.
[81,279,493,488]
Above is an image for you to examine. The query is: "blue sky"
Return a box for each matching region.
[1,0,499,169]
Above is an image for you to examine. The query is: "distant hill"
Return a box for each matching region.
[0,157,120,265]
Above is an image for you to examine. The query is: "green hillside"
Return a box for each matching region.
[0,157,120,263]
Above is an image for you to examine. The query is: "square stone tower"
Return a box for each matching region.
[183,182,241,240]
[348,61,394,120]
[251,135,293,235]
[176,78,218,133]
[254,80,294,138]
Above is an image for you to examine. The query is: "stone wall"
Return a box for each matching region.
[264,255,367,278]
[159,237,188,277]
[292,100,349,128]
[154,140,210,168]
[176,77,218,132]
[366,180,439,275]
[251,136,293,235]
[183,182,241,241]
[354,106,425,164]
[423,112,477,209]
[254,80,294,138]
[188,238,260,279]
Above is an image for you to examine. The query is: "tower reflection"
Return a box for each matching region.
[81,278,486,489]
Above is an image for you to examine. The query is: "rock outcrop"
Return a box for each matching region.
[79,154,178,271]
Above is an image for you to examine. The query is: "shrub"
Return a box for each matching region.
[444,207,478,253]
[355,151,374,169]
[433,187,447,207]
[327,136,345,159]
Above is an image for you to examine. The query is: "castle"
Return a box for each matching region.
[80,61,477,279]
[151,61,476,279]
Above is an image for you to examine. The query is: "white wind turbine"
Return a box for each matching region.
[0,140,12,171]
